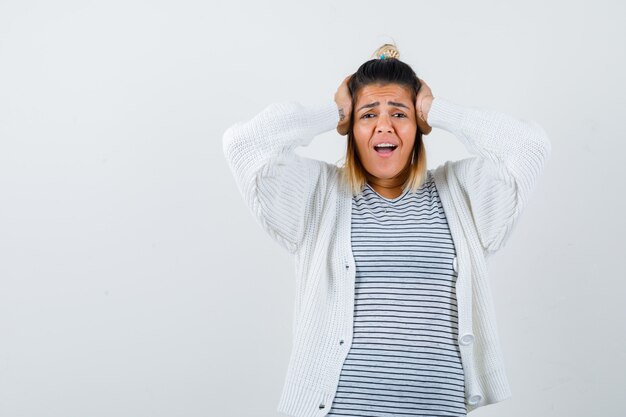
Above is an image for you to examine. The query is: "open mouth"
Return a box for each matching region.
[374,144,398,155]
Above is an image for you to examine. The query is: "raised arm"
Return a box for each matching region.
[427,97,552,254]
[222,100,340,254]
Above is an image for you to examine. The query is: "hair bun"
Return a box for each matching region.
[372,43,400,60]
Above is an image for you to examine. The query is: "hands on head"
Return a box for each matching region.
[334,75,353,136]
[415,79,434,135]
[334,75,434,136]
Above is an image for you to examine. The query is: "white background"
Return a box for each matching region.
[1,1,625,416]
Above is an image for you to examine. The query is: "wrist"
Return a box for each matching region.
[337,105,346,123]
[335,102,351,135]
[419,96,434,123]
[336,101,351,123]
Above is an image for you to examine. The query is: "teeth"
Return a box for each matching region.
[375,143,396,148]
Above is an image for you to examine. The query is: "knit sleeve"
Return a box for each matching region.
[427,97,552,254]
[222,99,340,254]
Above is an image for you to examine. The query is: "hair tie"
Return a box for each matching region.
[372,44,400,60]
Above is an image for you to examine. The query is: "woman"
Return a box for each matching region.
[222,44,551,417]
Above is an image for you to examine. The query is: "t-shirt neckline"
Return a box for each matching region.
[365,183,410,203]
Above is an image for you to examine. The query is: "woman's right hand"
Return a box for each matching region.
[334,75,353,136]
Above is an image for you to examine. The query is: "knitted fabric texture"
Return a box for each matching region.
[222,96,551,417]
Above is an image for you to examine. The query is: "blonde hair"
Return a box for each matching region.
[339,43,428,197]
[373,43,401,59]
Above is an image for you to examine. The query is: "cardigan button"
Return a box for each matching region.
[468,394,482,405]
[319,403,326,409]
[459,333,474,346]
[339,339,344,345]
[345,264,349,269]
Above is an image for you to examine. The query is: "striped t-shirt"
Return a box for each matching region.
[327,171,467,417]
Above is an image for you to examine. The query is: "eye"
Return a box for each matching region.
[359,112,407,119]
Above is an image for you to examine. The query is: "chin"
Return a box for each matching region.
[368,168,403,180]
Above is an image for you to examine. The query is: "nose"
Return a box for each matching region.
[376,113,393,133]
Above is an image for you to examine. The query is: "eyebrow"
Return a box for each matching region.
[356,101,410,112]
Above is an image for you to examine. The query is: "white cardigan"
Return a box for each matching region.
[222,96,551,416]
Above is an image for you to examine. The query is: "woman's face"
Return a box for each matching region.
[352,83,417,183]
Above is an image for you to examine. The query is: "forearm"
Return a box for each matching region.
[427,97,552,198]
[222,99,340,253]
[222,100,339,186]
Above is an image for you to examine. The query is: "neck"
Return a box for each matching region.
[368,182,404,199]
[366,163,411,199]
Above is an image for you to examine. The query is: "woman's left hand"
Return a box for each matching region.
[416,78,434,135]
